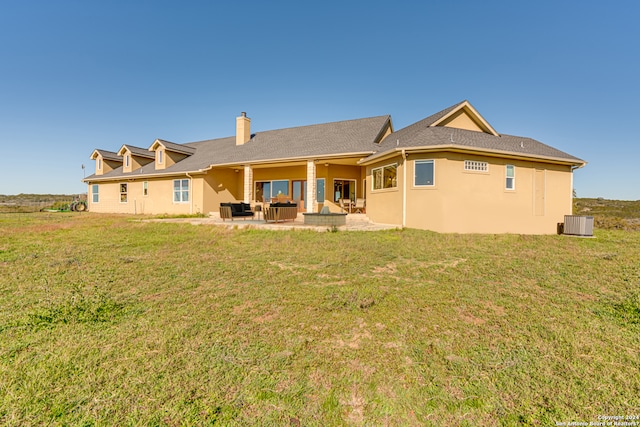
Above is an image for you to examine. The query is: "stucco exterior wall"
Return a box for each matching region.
[88,177,193,215]
[402,152,573,234]
[364,151,574,234]
[365,155,405,226]
[441,111,484,132]
[201,169,241,213]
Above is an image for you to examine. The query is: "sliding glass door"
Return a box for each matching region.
[333,179,356,202]
[255,180,290,202]
[292,180,307,210]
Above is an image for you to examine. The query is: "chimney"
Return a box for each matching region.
[236,112,251,145]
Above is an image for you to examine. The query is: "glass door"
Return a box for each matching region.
[292,180,307,210]
[333,179,356,202]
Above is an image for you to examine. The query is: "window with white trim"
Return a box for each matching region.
[464,160,488,172]
[92,184,99,203]
[143,181,148,196]
[506,165,515,190]
[372,163,397,190]
[173,179,189,203]
[120,183,128,203]
[415,160,435,186]
[125,155,130,167]
[158,150,163,164]
[98,158,102,171]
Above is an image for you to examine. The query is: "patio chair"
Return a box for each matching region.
[339,199,351,213]
[219,205,233,221]
[353,198,366,213]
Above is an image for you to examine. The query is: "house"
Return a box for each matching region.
[83,101,586,234]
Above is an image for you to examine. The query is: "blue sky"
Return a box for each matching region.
[1,0,638,199]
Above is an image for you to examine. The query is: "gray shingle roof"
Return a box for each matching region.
[94,149,120,162]
[371,102,584,164]
[413,100,467,128]
[374,126,583,163]
[84,103,584,182]
[85,115,391,180]
[122,145,155,159]
[155,139,196,155]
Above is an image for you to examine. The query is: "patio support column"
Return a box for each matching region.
[306,160,316,213]
[243,165,253,203]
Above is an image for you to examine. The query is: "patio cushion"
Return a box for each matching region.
[220,202,254,217]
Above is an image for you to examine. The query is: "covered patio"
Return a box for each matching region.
[211,156,368,215]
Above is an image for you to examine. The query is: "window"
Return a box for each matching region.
[125,155,130,167]
[158,150,163,164]
[98,158,102,170]
[256,180,289,202]
[92,184,99,203]
[506,165,515,190]
[415,160,435,186]
[143,181,148,196]
[372,164,397,190]
[316,178,325,203]
[464,160,488,172]
[120,183,128,203]
[271,180,289,198]
[173,179,189,203]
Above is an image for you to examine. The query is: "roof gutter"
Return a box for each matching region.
[83,169,208,183]
[359,145,586,167]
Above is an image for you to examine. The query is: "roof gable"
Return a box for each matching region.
[369,102,584,166]
[90,149,120,161]
[117,144,155,159]
[149,139,196,156]
[430,100,499,136]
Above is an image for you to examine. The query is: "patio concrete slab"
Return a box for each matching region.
[148,213,399,232]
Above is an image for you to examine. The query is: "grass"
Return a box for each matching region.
[0,194,84,213]
[1,212,639,425]
[574,198,640,231]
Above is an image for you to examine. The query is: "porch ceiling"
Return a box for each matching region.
[217,155,366,170]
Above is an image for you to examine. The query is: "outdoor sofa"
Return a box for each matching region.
[219,202,254,221]
[264,202,298,223]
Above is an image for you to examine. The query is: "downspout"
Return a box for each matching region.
[402,149,407,228]
[570,165,580,214]
[186,173,193,215]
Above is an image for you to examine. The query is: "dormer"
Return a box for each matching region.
[90,149,121,176]
[117,145,155,173]
[148,139,196,170]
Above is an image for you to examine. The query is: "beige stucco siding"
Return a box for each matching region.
[402,153,573,234]
[253,165,306,183]
[441,111,485,132]
[88,178,193,215]
[201,169,241,213]
[365,155,405,226]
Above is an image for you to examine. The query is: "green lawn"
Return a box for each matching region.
[1,213,639,426]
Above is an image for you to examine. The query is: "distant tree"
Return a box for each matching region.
[572,189,577,198]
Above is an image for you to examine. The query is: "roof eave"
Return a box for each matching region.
[149,139,196,155]
[206,151,376,169]
[359,145,586,167]
[82,168,209,183]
